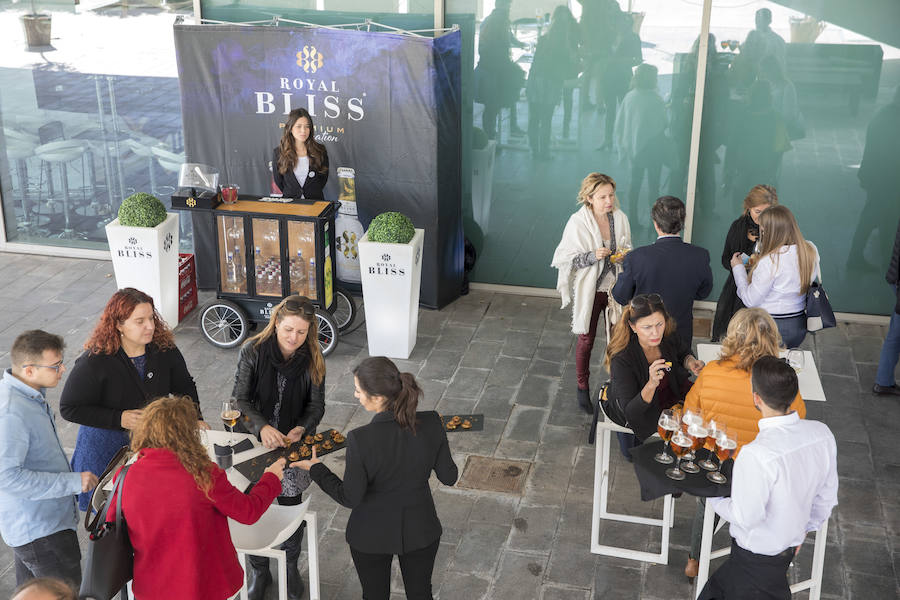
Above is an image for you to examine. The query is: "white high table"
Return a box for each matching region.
[696,344,826,401]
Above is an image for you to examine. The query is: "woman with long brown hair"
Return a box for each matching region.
[231,295,325,600]
[681,308,806,578]
[730,204,820,347]
[294,356,457,600]
[605,294,703,458]
[61,287,204,511]
[273,108,329,200]
[711,184,779,341]
[107,395,286,600]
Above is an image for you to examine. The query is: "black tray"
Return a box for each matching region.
[439,413,484,432]
[233,428,346,483]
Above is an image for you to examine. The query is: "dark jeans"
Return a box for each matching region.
[350,538,440,600]
[527,102,555,157]
[774,314,806,348]
[575,291,609,391]
[249,494,306,569]
[13,528,82,588]
[616,432,641,462]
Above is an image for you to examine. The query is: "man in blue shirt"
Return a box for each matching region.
[0,330,99,588]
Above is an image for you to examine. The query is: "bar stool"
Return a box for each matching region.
[34,139,92,239]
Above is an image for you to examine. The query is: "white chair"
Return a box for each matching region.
[229,497,320,600]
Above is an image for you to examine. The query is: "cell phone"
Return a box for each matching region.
[740,253,751,265]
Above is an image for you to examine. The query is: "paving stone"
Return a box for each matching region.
[816,345,857,378]
[418,349,463,381]
[432,489,476,545]
[503,330,541,359]
[529,357,564,378]
[848,335,885,364]
[474,385,517,420]
[504,406,549,441]
[486,356,531,387]
[508,504,562,552]
[449,523,511,574]
[535,425,580,466]
[445,367,490,398]
[470,495,520,525]
[516,374,559,408]
[436,572,491,600]
[523,463,572,506]
[490,551,547,600]
[474,316,515,342]
[840,538,895,576]
[433,325,476,351]
[539,585,591,600]
[460,340,503,369]
[495,439,540,461]
[546,540,597,589]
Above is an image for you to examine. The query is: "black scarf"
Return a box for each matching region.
[255,335,311,433]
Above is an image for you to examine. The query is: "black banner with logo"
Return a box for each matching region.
[173,24,462,309]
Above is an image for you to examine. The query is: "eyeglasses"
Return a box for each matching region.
[24,360,64,372]
[283,297,315,315]
[630,293,663,311]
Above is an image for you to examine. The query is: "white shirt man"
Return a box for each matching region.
[699,356,838,600]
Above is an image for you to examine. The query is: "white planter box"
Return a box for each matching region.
[106,213,180,327]
[358,229,424,359]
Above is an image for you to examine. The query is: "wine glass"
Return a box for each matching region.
[654,410,677,464]
[220,400,241,446]
[683,422,707,474]
[707,428,736,484]
[681,407,702,462]
[786,349,805,373]
[666,430,692,480]
[698,418,722,471]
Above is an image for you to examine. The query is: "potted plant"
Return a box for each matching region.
[357,211,424,359]
[21,0,51,48]
[105,193,181,326]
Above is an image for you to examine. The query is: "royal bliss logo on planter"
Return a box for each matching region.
[163,233,174,252]
[117,238,153,259]
[370,254,406,277]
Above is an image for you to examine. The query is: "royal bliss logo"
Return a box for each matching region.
[370,253,406,277]
[297,46,324,73]
[118,237,153,260]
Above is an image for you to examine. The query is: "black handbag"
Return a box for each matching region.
[80,465,133,600]
[589,381,629,444]
[806,280,836,332]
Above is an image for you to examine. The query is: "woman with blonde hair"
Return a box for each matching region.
[730,205,819,347]
[682,307,805,577]
[231,295,325,599]
[711,184,779,341]
[552,172,632,413]
[605,294,703,458]
[106,395,285,600]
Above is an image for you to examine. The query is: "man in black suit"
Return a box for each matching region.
[612,196,713,346]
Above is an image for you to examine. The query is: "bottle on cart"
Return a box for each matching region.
[308,257,317,299]
[225,252,238,292]
[232,246,245,287]
[291,250,307,295]
[266,273,276,296]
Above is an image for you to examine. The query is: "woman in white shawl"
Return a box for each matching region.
[552,173,633,413]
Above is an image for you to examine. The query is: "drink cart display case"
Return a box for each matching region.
[175,191,356,356]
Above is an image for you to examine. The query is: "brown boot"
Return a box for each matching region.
[684,558,699,578]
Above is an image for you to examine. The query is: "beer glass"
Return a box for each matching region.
[698,418,722,471]
[681,407,703,462]
[666,430,692,481]
[683,422,707,474]
[708,429,736,484]
[220,400,241,445]
[654,410,678,464]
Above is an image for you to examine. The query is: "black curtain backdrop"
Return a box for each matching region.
[173,24,462,308]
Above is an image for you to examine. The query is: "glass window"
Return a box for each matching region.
[0,2,193,251]
[692,1,900,314]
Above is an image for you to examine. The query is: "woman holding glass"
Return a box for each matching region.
[107,395,286,600]
[294,357,457,600]
[730,205,820,348]
[711,184,779,341]
[681,307,806,578]
[60,287,204,511]
[231,294,325,600]
[604,294,704,459]
[552,172,632,414]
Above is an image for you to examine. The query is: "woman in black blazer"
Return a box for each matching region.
[273,108,329,200]
[605,294,704,458]
[295,357,457,600]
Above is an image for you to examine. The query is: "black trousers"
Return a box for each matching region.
[699,539,794,600]
[13,528,82,588]
[350,538,440,600]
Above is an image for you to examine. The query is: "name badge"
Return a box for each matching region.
[308,171,316,179]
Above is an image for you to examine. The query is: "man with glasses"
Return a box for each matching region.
[0,330,98,589]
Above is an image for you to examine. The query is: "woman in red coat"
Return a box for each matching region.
[107,395,286,600]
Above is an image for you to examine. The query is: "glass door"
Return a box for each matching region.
[217,215,247,294]
[251,218,283,297]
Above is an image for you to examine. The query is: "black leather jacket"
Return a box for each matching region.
[231,341,325,437]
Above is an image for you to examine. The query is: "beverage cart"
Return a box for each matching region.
[176,192,356,356]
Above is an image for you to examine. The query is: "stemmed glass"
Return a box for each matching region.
[698,418,722,471]
[654,409,678,464]
[683,422,708,474]
[666,430,692,481]
[681,407,703,466]
[786,349,805,373]
[707,428,736,484]
[220,400,241,446]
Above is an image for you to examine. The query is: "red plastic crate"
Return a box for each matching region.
[178,254,198,322]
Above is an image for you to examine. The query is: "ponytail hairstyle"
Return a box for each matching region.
[604,293,676,368]
[353,356,422,432]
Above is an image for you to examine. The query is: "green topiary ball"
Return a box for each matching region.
[118,192,168,228]
[367,212,415,244]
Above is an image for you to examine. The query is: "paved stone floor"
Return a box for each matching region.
[1,252,899,599]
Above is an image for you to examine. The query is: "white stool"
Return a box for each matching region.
[229,498,320,600]
[590,419,675,564]
[34,139,92,239]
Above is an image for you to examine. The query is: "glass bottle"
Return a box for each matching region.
[308,257,317,299]
[225,252,237,292]
[292,250,306,295]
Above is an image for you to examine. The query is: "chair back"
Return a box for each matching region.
[38,120,65,144]
[229,496,311,553]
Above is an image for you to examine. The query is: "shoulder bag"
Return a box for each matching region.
[80,464,133,600]
[589,381,629,444]
[806,279,836,332]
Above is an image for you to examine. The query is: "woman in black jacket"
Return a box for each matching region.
[231,294,325,600]
[711,184,778,341]
[272,108,329,200]
[605,294,704,458]
[294,356,458,600]
[60,287,203,511]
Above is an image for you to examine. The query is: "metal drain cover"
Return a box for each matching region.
[456,456,531,494]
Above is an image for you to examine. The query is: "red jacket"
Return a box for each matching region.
[107,448,281,600]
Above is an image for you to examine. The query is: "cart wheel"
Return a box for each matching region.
[199,299,249,349]
[332,287,357,332]
[315,308,339,357]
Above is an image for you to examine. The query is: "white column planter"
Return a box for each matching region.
[358,229,424,359]
[105,213,180,327]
